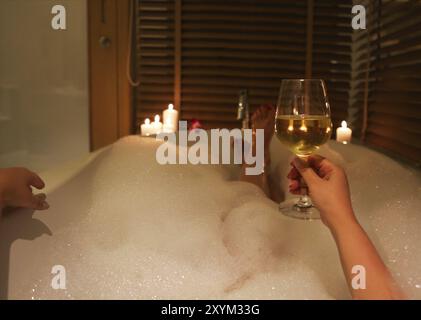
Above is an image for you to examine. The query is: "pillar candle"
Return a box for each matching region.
[336,120,352,144]
[163,103,179,132]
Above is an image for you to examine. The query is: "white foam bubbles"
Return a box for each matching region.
[8,135,421,299]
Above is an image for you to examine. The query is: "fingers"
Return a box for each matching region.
[28,193,50,210]
[289,179,300,194]
[292,157,321,187]
[307,155,326,169]
[287,167,300,179]
[287,166,300,193]
[35,193,47,202]
[308,155,338,178]
[288,155,345,196]
[28,171,45,190]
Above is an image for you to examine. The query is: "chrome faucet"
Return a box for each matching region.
[237,89,250,129]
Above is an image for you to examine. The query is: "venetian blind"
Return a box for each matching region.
[352,0,421,166]
[135,0,353,130]
[136,0,175,119]
[180,0,308,129]
[312,0,353,130]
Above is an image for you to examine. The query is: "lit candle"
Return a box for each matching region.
[163,103,178,132]
[336,120,352,144]
[163,119,175,133]
[140,118,152,136]
[151,114,163,135]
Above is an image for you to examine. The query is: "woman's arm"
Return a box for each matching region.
[331,214,404,299]
[289,156,405,299]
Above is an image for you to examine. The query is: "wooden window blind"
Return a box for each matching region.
[180,0,308,129]
[136,0,175,119]
[312,1,353,130]
[352,0,421,166]
[135,0,353,130]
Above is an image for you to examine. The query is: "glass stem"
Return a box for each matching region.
[297,156,312,208]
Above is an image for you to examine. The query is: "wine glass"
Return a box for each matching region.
[275,79,332,220]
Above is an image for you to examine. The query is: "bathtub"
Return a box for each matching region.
[1,135,420,299]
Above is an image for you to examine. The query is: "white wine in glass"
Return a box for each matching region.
[275,79,332,220]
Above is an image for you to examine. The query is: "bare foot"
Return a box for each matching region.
[239,104,275,198]
[251,104,276,166]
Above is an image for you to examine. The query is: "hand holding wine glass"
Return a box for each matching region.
[288,155,357,230]
[288,155,405,299]
[275,79,332,219]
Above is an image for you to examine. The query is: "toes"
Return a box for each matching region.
[251,111,257,121]
[252,104,276,126]
[253,108,262,121]
[265,104,276,116]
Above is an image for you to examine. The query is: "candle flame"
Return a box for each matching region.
[287,119,294,132]
[299,121,307,132]
[168,104,174,110]
[145,118,150,125]
[154,115,160,122]
[341,120,347,128]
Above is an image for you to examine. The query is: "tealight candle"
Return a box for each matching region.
[336,120,352,144]
[140,118,152,136]
[163,103,178,132]
[151,114,163,135]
